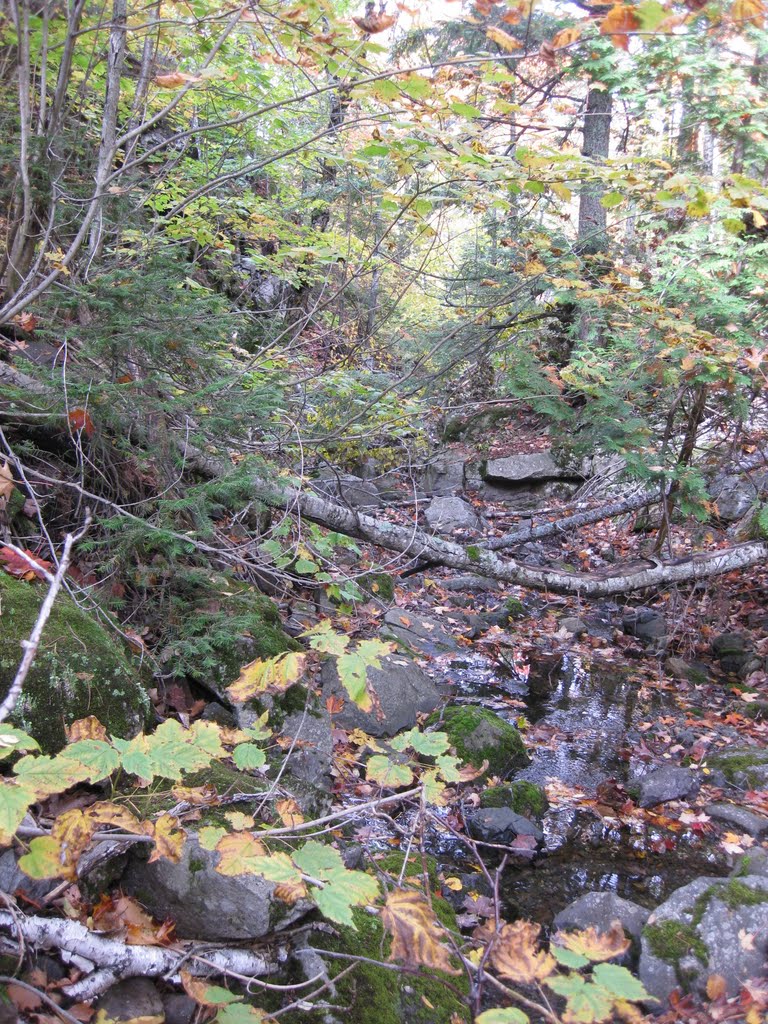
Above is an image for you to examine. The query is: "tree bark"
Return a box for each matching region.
[577,86,612,254]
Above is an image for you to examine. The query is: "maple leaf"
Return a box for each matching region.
[553,922,630,962]
[599,4,640,49]
[227,652,307,702]
[551,25,581,48]
[181,970,241,1007]
[381,889,459,973]
[147,813,185,863]
[490,920,556,984]
[65,716,108,743]
[733,0,765,26]
[275,798,304,827]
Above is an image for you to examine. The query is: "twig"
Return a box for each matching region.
[0,512,92,723]
[0,975,83,1024]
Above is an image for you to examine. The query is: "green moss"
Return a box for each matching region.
[644,921,707,967]
[504,597,525,618]
[691,880,768,926]
[466,546,480,562]
[375,851,439,889]
[361,573,395,602]
[743,700,768,721]
[292,903,469,1024]
[0,573,149,753]
[708,749,768,787]
[480,780,548,818]
[427,706,529,779]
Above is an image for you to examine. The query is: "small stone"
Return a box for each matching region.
[560,616,588,636]
[468,807,543,845]
[96,979,164,1024]
[636,766,700,808]
[705,802,768,838]
[162,994,196,1024]
[622,607,667,640]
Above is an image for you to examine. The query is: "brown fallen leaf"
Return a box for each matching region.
[491,920,556,984]
[381,889,459,974]
[553,921,630,962]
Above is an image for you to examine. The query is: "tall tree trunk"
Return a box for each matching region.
[577,86,612,254]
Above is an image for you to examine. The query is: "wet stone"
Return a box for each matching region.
[96,979,164,1024]
[705,802,768,838]
[468,807,543,845]
[553,891,650,944]
[636,766,700,808]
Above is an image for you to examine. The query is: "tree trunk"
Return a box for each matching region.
[577,86,612,254]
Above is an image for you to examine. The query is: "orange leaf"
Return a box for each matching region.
[0,546,53,581]
[147,813,185,864]
[551,25,582,48]
[599,4,640,48]
[353,12,397,32]
[68,408,94,437]
[276,798,304,828]
[153,71,202,88]
[486,25,522,50]
[553,921,630,961]
[66,716,108,743]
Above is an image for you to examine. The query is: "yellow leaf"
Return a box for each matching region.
[227,652,307,702]
[486,26,522,51]
[491,920,556,984]
[554,922,630,962]
[443,876,463,891]
[276,798,304,828]
[0,462,14,503]
[551,25,581,48]
[381,890,459,974]
[733,0,765,26]
[147,814,185,864]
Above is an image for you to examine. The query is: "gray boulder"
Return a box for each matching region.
[468,807,543,845]
[280,710,334,786]
[321,654,441,737]
[121,832,312,940]
[421,458,466,496]
[0,847,57,904]
[484,452,566,483]
[639,875,768,1004]
[732,848,768,878]
[712,632,754,674]
[636,766,700,808]
[554,892,649,944]
[708,470,768,522]
[424,496,481,533]
[560,616,588,636]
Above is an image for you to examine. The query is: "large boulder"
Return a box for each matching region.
[708,470,768,522]
[424,496,481,534]
[321,654,441,737]
[421,457,466,496]
[0,573,149,753]
[553,892,650,945]
[313,474,382,510]
[639,875,768,1004]
[483,452,567,484]
[121,831,313,940]
[430,705,529,779]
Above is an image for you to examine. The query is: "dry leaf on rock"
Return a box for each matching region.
[490,920,556,984]
[381,889,459,974]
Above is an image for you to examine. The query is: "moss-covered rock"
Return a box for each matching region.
[429,706,529,779]
[0,573,149,753]
[480,780,548,818]
[708,747,768,788]
[299,902,469,1024]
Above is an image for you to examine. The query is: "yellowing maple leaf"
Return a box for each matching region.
[491,920,556,984]
[554,922,630,962]
[486,26,522,51]
[381,889,459,974]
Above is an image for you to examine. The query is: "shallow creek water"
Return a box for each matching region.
[361,648,727,928]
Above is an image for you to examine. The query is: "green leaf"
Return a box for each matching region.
[552,945,590,969]
[294,557,319,575]
[400,74,431,99]
[475,1010,529,1024]
[18,836,64,879]
[0,728,39,760]
[0,780,36,845]
[304,621,349,657]
[336,638,392,710]
[198,984,241,1006]
[366,755,414,788]
[199,826,227,850]
[313,869,379,927]
[232,743,266,770]
[450,102,483,117]
[391,729,450,757]
[523,180,546,194]
[592,963,651,1002]
[58,740,120,782]
[358,143,390,158]
[215,1003,268,1024]
[546,975,613,1023]
[292,840,344,876]
[600,192,624,209]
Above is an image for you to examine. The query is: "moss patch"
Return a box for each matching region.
[480,780,548,818]
[428,706,529,779]
[644,921,707,967]
[0,573,149,753]
[361,573,395,602]
[293,902,469,1024]
[691,879,768,926]
[708,749,768,787]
